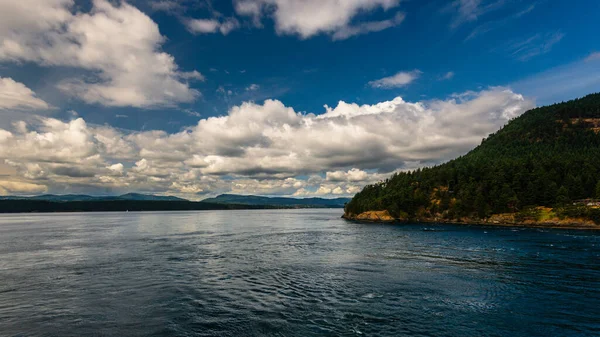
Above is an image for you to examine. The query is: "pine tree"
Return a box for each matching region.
[556,186,570,206]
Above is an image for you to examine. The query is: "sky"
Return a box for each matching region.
[0,0,599,199]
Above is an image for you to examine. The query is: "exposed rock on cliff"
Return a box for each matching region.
[343,210,395,222]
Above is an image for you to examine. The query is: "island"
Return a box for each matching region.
[343,93,600,229]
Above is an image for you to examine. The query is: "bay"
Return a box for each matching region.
[0,209,598,336]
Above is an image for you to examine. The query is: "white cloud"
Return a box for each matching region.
[440,71,455,80]
[183,109,202,117]
[504,31,565,61]
[0,87,534,198]
[219,17,241,35]
[0,77,50,110]
[465,3,537,41]
[326,168,372,182]
[0,0,73,39]
[331,12,405,40]
[0,0,200,108]
[149,0,185,13]
[446,0,507,28]
[246,84,260,91]
[186,17,240,35]
[178,70,206,81]
[368,70,421,89]
[234,0,404,39]
[217,86,234,96]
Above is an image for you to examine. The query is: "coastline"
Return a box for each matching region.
[342,210,600,230]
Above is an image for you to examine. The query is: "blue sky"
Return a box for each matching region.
[5,0,600,131]
[0,0,599,198]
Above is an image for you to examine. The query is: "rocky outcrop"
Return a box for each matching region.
[343,210,395,222]
[343,209,599,229]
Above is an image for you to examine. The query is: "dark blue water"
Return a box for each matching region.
[0,209,599,336]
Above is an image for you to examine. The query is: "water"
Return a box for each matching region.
[0,209,599,337]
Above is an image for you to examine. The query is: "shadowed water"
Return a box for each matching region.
[0,209,599,336]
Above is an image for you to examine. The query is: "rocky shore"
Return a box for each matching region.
[342,210,600,230]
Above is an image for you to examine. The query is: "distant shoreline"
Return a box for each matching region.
[0,200,344,214]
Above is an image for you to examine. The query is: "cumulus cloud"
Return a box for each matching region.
[0,0,200,108]
[0,77,50,110]
[368,70,421,89]
[326,169,372,182]
[234,0,404,39]
[0,87,534,198]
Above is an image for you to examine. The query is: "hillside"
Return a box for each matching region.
[344,93,600,228]
[203,194,350,208]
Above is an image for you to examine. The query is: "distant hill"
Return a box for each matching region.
[203,194,350,208]
[344,93,600,227]
[113,193,186,201]
[0,200,270,213]
[0,193,349,213]
[0,193,186,202]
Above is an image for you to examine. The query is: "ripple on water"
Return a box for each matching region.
[0,210,599,336]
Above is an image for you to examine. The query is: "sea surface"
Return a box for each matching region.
[0,209,599,337]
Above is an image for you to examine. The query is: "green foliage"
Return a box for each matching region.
[556,206,600,224]
[556,186,570,206]
[514,207,542,222]
[345,93,600,222]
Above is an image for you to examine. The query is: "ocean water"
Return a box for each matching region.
[0,209,598,337]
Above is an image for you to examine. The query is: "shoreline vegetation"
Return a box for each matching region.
[343,93,600,230]
[342,207,600,230]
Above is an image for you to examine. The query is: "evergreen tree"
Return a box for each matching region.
[556,186,570,206]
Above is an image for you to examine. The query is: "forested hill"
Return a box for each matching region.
[344,93,600,225]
